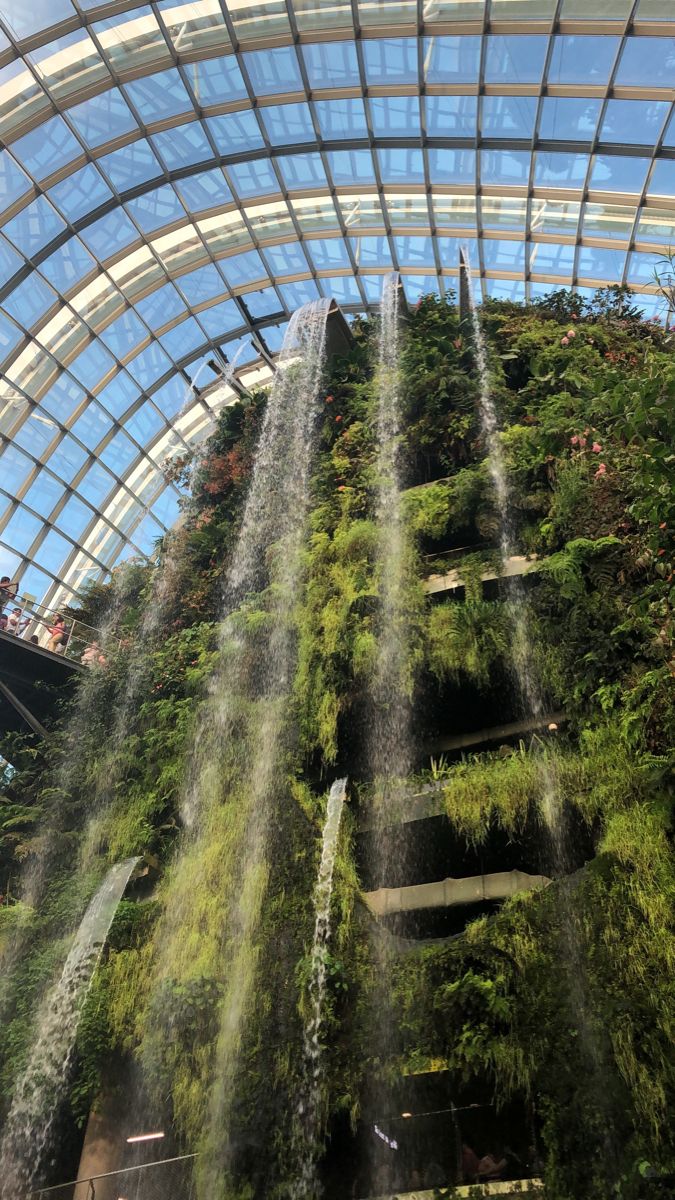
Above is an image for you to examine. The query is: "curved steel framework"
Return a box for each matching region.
[0,0,673,609]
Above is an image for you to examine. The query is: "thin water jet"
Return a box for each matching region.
[0,857,140,1197]
[291,778,347,1200]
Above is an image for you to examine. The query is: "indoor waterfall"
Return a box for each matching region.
[136,298,331,1198]
[291,778,347,1200]
[0,857,140,1197]
[462,252,617,1164]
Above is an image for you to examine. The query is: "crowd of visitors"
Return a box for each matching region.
[1,576,106,664]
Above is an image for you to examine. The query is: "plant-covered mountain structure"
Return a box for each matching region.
[0,287,673,1200]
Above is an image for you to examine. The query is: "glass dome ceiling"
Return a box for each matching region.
[0,0,673,610]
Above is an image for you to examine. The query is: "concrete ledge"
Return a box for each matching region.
[364,870,550,916]
[366,1179,544,1199]
[424,556,539,597]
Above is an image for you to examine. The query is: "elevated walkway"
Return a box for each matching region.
[424,555,539,597]
[0,629,83,737]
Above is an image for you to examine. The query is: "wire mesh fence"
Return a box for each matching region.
[29,1153,198,1200]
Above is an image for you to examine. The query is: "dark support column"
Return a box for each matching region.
[0,678,48,739]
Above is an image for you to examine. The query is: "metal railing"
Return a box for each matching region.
[0,590,118,665]
[29,1153,198,1200]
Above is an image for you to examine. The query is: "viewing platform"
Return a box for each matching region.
[424,555,540,597]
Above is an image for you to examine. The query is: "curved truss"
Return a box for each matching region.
[0,0,673,608]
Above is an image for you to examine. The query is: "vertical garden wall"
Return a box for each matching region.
[0,288,673,1200]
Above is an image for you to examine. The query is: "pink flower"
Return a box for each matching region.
[571,312,578,320]
[567,328,576,339]
[594,463,607,478]
[570,434,579,446]
[579,436,587,448]
[561,336,569,346]
[592,442,602,453]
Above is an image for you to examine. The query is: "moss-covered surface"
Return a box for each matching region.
[0,288,673,1198]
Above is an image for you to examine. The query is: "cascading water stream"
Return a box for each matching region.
[369,273,413,785]
[131,300,331,1198]
[363,275,417,1199]
[291,778,347,1200]
[0,857,140,1197]
[462,253,615,1151]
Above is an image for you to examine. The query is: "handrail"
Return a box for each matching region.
[0,590,120,663]
[29,1152,198,1196]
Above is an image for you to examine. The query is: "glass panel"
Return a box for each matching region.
[291,196,340,233]
[384,194,429,227]
[94,8,172,74]
[158,0,231,55]
[491,0,556,14]
[350,235,392,267]
[481,197,528,231]
[294,0,354,31]
[48,435,89,483]
[337,195,384,231]
[482,149,531,185]
[601,100,670,146]
[0,0,76,40]
[220,248,267,287]
[99,309,148,358]
[70,403,113,451]
[303,41,361,88]
[227,158,277,198]
[485,35,548,84]
[577,244,628,280]
[29,30,110,106]
[636,206,675,244]
[482,96,537,139]
[425,95,477,138]
[276,153,326,189]
[244,46,303,94]
[126,342,172,387]
[11,116,82,181]
[326,149,376,185]
[68,89,139,149]
[262,241,309,276]
[362,38,417,85]
[48,163,113,222]
[583,202,635,241]
[126,183,185,233]
[80,209,140,258]
[36,309,90,362]
[0,59,46,142]
[307,237,351,269]
[423,36,481,85]
[393,235,435,266]
[124,69,193,121]
[199,209,252,252]
[23,470,65,514]
[530,198,581,237]
[535,151,589,188]
[153,225,207,272]
[176,168,232,213]
[616,37,675,86]
[152,122,212,169]
[378,148,425,183]
[427,148,476,185]
[14,410,59,457]
[322,274,361,305]
[0,151,31,211]
[186,57,247,109]
[626,250,664,285]
[228,0,291,42]
[539,98,602,142]
[590,155,649,194]
[370,95,421,138]
[177,262,227,305]
[4,196,66,257]
[648,159,675,197]
[547,35,620,86]
[314,98,368,139]
[358,0,417,27]
[432,194,477,228]
[69,339,116,388]
[4,275,56,328]
[261,102,316,146]
[206,111,264,154]
[1,507,44,556]
[560,0,632,15]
